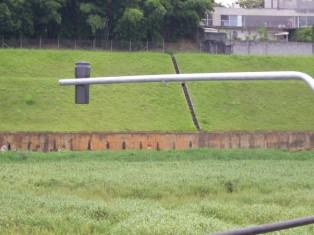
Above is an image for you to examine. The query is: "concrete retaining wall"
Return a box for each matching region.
[233,42,314,56]
[1,132,314,152]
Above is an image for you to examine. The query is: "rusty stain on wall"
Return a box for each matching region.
[0,132,313,152]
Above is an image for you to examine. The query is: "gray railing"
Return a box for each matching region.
[211,215,314,235]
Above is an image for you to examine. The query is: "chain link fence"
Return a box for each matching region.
[0,38,202,53]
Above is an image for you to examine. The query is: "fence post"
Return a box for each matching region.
[20,36,23,48]
[199,42,202,53]
[110,40,113,51]
[265,41,268,55]
[74,40,77,49]
[39,36,42,49]
[162,39,165,53]
[93,39,96,50]
[146,40,149,51]
[312,24,314,55]
[129,40,132,51]
[57,38,60,49]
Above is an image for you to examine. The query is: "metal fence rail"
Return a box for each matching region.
[1,38,201,53]
[211,215,314,235]
[59,71,314,91]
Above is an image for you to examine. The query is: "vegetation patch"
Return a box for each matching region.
[0,149,313,234]
[176,54,314,131]
[1,50,314,132]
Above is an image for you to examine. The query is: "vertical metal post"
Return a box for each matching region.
[75,62,91,104]
[110,40,113,51]
[312,24,314,55]
[162,39,165,53]
[74,40,77,49]
[39,36,42,49]
[146,40,149,51]
[129,40,132,51]
[20,36,23,48]
[93,39,96,49]
[57,38,60,49]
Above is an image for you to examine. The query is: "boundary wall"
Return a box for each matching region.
[1,132,314,152]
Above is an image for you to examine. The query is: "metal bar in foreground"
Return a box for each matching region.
[210,215,314,235]
[59,71,314,91]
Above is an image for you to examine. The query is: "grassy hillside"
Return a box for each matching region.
[0,50,193,132]
[176,54,314,131]
[0,149,314,234]
[1,50,314,132]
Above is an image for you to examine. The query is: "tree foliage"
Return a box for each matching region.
[237,0,263,8]
[0,0,212,41]
[291,27,314,42]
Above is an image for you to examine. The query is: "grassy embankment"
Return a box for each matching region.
[176,54,314,131]
[0,149,314,234]
[0,49,314,132]
[0,49,193,132]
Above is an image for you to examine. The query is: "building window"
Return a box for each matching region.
[299,16,308,27]
[244,15,295,28]
[221,15,242,27]
[298,16,314,28]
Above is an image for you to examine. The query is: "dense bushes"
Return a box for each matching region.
[291,27,314,42]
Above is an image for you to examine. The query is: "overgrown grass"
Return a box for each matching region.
[0,149,314,234]
[176,54,314,131]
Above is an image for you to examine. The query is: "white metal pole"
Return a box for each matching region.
[59,71,314,91]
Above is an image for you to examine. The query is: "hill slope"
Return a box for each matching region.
[0,50,314,132]
[0,50,193,132]
[176,54,314,131]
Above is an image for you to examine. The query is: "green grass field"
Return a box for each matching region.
[176,54,314,131]
[0,50,193,132]
[0,49,314,132]
[0,149,314,234]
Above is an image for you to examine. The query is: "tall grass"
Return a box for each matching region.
[0,149,314,234]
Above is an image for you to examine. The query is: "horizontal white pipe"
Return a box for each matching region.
[59,71,314,91]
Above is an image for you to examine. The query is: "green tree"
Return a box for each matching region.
[80,1,107,37]
[31,0,65,37]
[257,26,268,41]
[114,8,145,40]
[237,0,264,8]
[291,27,313,42]
[0,1,34,37]
[144,0,167,40]
[162,0,211,41]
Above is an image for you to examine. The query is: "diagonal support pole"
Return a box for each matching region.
[171,55,201,131]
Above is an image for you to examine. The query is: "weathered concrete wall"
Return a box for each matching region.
[233,42,314,56]
[0,132,314,152]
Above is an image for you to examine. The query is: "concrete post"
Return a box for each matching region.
[75,62,90,104]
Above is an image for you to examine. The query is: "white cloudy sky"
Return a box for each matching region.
[215,0,238,7]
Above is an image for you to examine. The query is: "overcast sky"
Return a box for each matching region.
[215,0,238,7]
